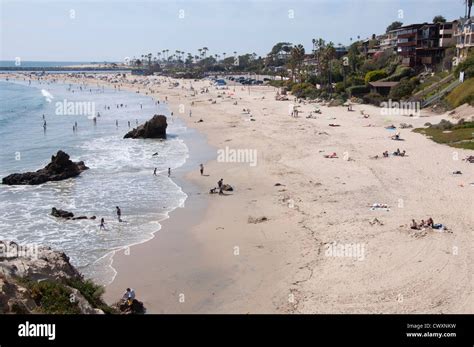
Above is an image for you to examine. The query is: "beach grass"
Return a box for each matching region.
[413,121,474,150]
[446,78,474,108]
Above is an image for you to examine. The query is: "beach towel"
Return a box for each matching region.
[370,203,390,211]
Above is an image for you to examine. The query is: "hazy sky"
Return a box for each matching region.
[0,0,467,62]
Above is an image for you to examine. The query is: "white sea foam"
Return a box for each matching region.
[0,79,190,284]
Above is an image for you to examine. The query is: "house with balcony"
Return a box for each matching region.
[394,24,423,67]
[415,23,444,67]
[389,23,445,69]
[454,16,474,64]
[439,21,457,47]
[380,32,398,53]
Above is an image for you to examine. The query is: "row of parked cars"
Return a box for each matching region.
[227,76,267,85]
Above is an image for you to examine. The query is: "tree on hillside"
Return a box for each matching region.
[386,21,403,33]
[433,15,446,23]
[267,42,293,67]
[290,44,305,82]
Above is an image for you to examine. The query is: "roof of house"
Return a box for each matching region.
[369,81,399,88]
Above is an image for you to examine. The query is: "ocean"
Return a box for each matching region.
[0,77,190,285]
[0,61,113,68]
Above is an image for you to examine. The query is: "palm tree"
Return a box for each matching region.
[198,48,202,60]
[147,53,152,67]
[222,52,226,60]
[203,47,209,58]
[290,44,305,82]
[466,0,472,17]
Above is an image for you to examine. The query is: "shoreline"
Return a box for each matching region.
[3,72,473,314]
[104,122,217,312]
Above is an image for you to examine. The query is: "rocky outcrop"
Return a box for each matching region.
[51,207,96,220]
[2,151,88,185]
[51,208,74,219]
[0,241,82,281]
[0,241,113,314]
[124,114,167,139]
[113,299,146,315]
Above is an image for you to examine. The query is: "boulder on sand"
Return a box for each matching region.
[124,114,167,139]
[2,151,88,185]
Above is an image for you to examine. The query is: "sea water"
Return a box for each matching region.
[0,77,189,284]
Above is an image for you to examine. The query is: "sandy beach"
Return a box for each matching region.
[6,73,473,313]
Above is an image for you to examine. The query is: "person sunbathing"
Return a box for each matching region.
[324,152,338,158]
[410,219,420,230]
[383,151,389,157]
[426,217,434,227]
[400,150,406,157]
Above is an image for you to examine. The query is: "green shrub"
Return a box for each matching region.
[335,82,346,93]
[362,92,385,106]
[268,80,286,88]
[348,85,370,96]
[383,66,414,82]
[291,82,320,99]
[347,75,365,86]
[66,278,117,314]
[388,78,418,100]
[446,77,474,107]
[28,280,81,314]
[365,70,388,84]
[455,51,474,79]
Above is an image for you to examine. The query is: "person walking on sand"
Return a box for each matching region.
[116,206,122,222]
[116,120,118,128]
[168,168,171,177]
[99,218,106,230]
[189,110,192,117]
[128,121,130,128]
[153,168,157,176]
[218,178,223,189]
[200,164,204,176]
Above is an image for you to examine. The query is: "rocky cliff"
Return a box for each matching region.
[0,241,114,314]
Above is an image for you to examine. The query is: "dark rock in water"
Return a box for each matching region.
[72,216,88,220]
[124,114,167,139]
[51,207,74,219]
[51,208,96,220]
[2,151,88,185]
